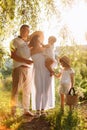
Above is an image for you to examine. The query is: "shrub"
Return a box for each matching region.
[3,76,12,91]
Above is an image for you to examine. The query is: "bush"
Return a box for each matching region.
[3,76,12,91]
[0,79,3,88]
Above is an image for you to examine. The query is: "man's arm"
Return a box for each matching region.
[11,50,33,64]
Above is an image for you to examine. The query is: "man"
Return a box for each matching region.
[10,24,34,116]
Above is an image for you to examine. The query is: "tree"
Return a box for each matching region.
[0,0,57,68]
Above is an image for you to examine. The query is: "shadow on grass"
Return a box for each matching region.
[55,109,79,130]
[54,109,64,130]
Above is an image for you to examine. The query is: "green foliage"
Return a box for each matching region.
[46,108,82,130]
[2,76,12,91]
[0,0,15,19]
[0,88,11,114]
[61,0,75,7]
[62,111,79,130]
[2,116,23,130]
[77,79,87,101]
[0,0,15,41]
[0,79,3,88]
[1,58,12,78]
[0,45,6,68]
[55,78,60,106]
[0,0,55,38]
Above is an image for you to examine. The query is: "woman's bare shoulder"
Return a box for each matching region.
[30,47,44,55]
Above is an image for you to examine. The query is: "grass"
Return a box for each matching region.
[0,81,87,130]
[0,87,23,130]
[0,88,11,114]
[46,107,81,130]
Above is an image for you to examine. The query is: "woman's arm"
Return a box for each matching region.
[45,58,54,66]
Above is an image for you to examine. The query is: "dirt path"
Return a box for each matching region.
[19,115,51,130]
[0,114,51,130]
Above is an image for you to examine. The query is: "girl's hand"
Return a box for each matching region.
[54,73,61,78]
[54,73,58,77]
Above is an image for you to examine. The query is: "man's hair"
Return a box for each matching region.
[20,24,29,30]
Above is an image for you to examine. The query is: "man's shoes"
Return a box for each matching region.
[24,111,34,117]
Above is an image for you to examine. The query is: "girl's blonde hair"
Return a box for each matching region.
[59,55,71,67]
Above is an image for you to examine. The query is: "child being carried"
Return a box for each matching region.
[43,36,57,76]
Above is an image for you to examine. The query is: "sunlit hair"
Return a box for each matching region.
[29,35,40,47]
[59,55,71,68]
[20,24,29,30]
[48,36,57,45]
[29,31,44,42]
[48,36,57,44]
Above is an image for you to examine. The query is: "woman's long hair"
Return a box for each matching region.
[29,35,39,48]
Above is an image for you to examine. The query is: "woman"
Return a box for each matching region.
[29,32,55,116]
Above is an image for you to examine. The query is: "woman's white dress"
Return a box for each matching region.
[31,52,55,110]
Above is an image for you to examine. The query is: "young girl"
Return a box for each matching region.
[55,55,75,111]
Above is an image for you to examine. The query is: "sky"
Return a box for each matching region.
[64,1,87,45]
[41,0,87,46]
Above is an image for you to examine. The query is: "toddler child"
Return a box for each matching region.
[43,36,57,76]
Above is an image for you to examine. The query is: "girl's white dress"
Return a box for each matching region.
[31,52,55,110]
[59,68,75,94]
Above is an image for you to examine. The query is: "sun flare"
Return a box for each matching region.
[64,1,87,44]
[40,1,87,46]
